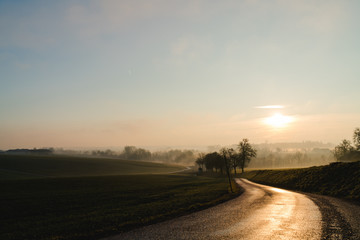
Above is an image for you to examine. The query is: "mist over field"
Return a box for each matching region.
[2,140,334,168]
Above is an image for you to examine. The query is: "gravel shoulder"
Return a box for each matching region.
[306,193,360,240]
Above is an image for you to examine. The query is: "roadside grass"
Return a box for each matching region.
[1,174,241,240]
[0,154,184,180]
[240,161,360,201]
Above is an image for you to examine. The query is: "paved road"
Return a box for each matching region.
[103,178,336,240]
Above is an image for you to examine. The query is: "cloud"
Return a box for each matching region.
[256,105,284,109]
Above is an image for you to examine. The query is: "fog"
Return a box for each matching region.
[0,139,344,169]
[31,140,334,169]
[248,141,335,169]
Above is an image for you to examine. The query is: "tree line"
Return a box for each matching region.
[195,139,257,175]
[333,128,360,162]
[91,146,152,161]
[249,148,333,168]
[90,147,196,164]
[0,148,54,155]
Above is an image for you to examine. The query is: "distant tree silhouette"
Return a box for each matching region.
[5,148,53,155]
[213,152,226,173]
[333,128,360,161]
[229,150,240,175]
[195,153,205,171]
[203,153,214,172]
[237,139,257,173]
[353,128,360,151]
[203,152,223,172]
[220,148,234,193]
[333,139,354,161]
[152,149,196,165]
[174,150,194,163]
[120,146,151,160]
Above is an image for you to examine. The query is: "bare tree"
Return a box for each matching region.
[333,128,360,162]
[231,152,240,175]
[220,148,234,193]
[333,139,354,161]
[353,128,360,151]
[237,139,257,173]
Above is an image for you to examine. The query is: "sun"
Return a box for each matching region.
[264,113,293,128]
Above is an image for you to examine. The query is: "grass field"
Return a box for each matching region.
[240,161,360,201]
[0,154,185,180]
[0,174,240,240]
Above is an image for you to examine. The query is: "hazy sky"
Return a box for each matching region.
[1,0,360,149]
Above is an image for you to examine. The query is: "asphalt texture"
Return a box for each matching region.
[102,178,360,240]
[307,193,360,239]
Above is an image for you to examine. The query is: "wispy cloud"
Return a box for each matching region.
[256,105,284,109]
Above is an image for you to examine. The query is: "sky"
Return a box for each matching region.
[1,0,360,149]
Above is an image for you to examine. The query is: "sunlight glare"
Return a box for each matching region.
[264,113,294,128]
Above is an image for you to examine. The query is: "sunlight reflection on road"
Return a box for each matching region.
[217,179,322,240]
[271,187,288,193]
[104,179,322,240]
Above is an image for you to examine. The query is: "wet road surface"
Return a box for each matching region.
[103,179,325,240]
[307,193,360,239]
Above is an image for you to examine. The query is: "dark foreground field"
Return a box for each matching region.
[241,161,360,201]
[1,174,240,240]
[0,154,184,179]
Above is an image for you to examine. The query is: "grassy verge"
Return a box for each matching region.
[240,161,360,201]
[1,174,241,240]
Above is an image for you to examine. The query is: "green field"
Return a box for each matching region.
[0,154,241,240]
[240,161,360,201]
[1,174,240,240]
[0,154,185,180]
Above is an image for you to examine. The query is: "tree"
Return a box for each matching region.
[292,151,303,166]
[203,152,223,172]
[213,152,225,173]
[333,139,354,161]
[120,146,152,160]
[220,148,234,193]
[333,128,360,162]
[122,146,137,159]
[230,152,240,175]
[237,138,257,173]
[353,128,360,151]
[195,153,205,171]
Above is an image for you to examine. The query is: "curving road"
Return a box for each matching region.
[102,178,360,240]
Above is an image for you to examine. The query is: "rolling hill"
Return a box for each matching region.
[0,154,185,179]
